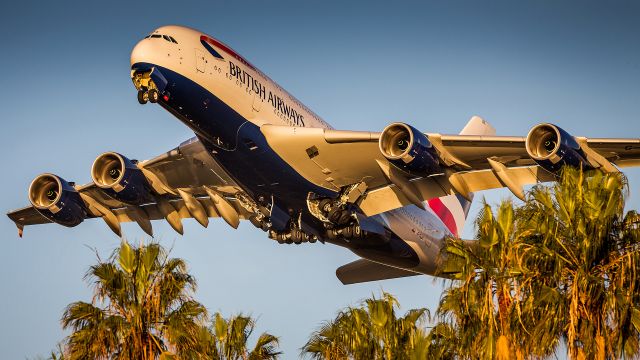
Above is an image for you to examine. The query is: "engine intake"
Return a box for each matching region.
[91,152,154,205]
[525,123,591,173]
[28,174,87,227]
[379,122,441,174]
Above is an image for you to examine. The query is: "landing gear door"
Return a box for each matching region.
[195,49,206,73]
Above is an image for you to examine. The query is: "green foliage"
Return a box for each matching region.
[60,240,213,359]
[431,168,640,359]
[301,291,429,359]
[59,240,281,360]
[209,312,281,360]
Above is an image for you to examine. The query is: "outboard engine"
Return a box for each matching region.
[28,174,87,227]
[378,122,441,174]
[91,152,154,205]
[525,123,592,173]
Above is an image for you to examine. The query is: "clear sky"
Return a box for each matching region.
[1,0,639,358]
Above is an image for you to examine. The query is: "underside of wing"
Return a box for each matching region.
[336,258,421,285]
[261,119,639,217]
[6,137,261,237]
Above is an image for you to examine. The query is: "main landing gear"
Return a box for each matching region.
[269,227,318,245]
[307,182,370,242]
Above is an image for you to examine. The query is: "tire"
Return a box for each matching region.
[343,226,353,238]
[319,199,332,213]
[292,229,303,244]
[148,89,159,103]
[328,208,342,223]
[352,225,362,239]
[137,90,148,104]
[338,211,351,225]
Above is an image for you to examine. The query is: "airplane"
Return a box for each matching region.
[7,25,640,284]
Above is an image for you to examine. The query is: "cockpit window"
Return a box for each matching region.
[146,33,178,44]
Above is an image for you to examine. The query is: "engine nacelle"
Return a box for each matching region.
[379,122,441,174]
[91,152,154,205]
[525,123,592,173]
[28,174,87,227]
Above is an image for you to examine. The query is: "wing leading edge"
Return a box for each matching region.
[7,138,256,237]
[261,117,639,217]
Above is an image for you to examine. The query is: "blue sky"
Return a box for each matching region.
[1,0,639,358]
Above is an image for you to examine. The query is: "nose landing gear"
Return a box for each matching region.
[133,71,160,105]
[137,88,159,105]
[137,90,149,104]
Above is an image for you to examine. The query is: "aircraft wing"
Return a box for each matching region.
[7,138,256,237]
[261,120,640,216]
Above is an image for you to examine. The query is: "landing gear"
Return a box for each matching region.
[133,71,161,105]
[307,184,373,242]
[137,89,159,105]
[268,226,317,245]
[137,90,148,104]
[148,89,159,103]
[316,198,353,226]
[326,224,364,241]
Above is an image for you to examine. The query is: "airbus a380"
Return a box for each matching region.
[8,25,640,284]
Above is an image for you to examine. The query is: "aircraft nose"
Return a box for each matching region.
[130,38,157,67]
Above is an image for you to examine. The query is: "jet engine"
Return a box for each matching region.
[91,152,154,205]
[378,122,441,174]
[525,123,592,173]
[28,174,87,227]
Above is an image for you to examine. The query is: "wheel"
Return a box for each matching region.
[319,199,333,213]
[137,90,148,104]
[352,225,362,239]
[338,211,351,225]
[328,208,342,223]
[148,89,159,103]
[343,226,353,238]
[292,229,303,244]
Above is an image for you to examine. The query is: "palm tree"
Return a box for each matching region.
[435,200,534,359]
[516,168,640,359]
[61,240,214,359]
[210,312,281,359]
[433,168,640,359]
[301,292,428,359]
